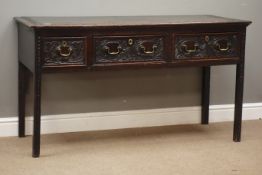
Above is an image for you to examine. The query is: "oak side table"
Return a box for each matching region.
[15,15,251,157]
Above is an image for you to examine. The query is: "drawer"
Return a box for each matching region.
[94,35,165,64]
[175,33,239,59]
[41,37,87,67]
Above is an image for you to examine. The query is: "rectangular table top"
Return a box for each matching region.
[15,15,251,28]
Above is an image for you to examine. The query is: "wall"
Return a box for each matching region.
[0,0,261,117]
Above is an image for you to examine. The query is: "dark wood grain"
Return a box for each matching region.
[14,15,251,28]
[175,33,239,59]
[42,37,87,67]
[15,15,251,157]
[32,36,42,158]
[233,30,247,142]
[94,35,165,63]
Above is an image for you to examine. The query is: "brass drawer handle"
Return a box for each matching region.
[104,45,121,55]
[140,45,157,54]
[56,41,73,57]
[181,43,199,53]
[215,40,230,52]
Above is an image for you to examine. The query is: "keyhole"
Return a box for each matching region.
[128,39,133,45]
[205,36,209,42]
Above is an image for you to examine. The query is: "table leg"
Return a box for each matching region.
[201,66,210,124]
[233,63,244,142]
[18,62,26,137]
[32,71,42,157]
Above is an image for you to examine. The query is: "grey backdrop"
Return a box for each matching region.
[0,0,261,117]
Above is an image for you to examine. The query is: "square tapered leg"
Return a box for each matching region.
[233,63,244,142]
[201,66,210,125]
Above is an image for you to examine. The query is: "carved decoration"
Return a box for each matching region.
[175,36,207,59]
[95,37,164,63]
[42,37,86,66]
[175,34,239,59]
[208,35,238,57]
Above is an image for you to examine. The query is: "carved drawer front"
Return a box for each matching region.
[42,37,87,67]
[94,35,165,64]
[175,33,239,60]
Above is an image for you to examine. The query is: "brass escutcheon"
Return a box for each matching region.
[128,38,133,45]
[205,35,209,42]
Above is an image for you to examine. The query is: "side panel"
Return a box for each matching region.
[18,24,35,72]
